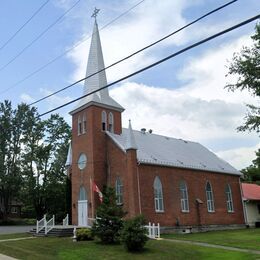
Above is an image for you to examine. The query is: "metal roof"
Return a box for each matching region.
[242,183,260,200]
[107,128,241,176]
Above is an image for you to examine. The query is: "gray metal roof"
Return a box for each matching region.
[107,128,241,176]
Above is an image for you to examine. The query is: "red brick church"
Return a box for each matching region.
[66,17,245,230]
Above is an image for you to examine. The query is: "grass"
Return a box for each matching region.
[162,228,260,250]
[0,233,31,240]
[0,235,259,260]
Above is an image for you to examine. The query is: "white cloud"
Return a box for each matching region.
[20,93,34,103]
[217,144,260,170]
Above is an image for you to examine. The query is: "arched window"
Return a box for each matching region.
[206,182,215,212]
[83,113,87,133]
[101,111,107,131]
[225,184,234,212]
[79,186,87,201]
[180,180,189,212]
[153,176,164,212]
[108,112,114,133]
[115,177,123,205]
[78,115,82,135]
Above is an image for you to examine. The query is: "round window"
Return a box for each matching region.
[78,153,87,170]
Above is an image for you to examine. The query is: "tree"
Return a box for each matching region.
[226,23,260,133]
[92,187,126,244]
[21,112,71,220]
[241,149,260,183]
[0,101,27,219]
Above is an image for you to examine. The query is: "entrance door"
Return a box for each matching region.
[78,200,88,226]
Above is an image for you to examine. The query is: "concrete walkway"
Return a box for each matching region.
[0,254,17,260]
[163,238,260,255]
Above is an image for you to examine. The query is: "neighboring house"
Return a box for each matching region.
[0,197,22,219]
[65,18,245,231]
[242,183,260,227]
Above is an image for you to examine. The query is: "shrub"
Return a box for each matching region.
[92,187,126,244]
[120,215,148,252]
[76,228,93,241]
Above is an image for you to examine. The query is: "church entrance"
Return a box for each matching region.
[78,186,88,226]
[78,200,88,226]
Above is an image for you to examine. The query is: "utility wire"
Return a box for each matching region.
[0,0,50,52]
[0,0,146,96]
[0,0,81,73]
[30,0,238,106]
[39,14,260,117]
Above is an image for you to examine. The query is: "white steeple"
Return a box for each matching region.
[125,120,138,150]
[70,13,124,114]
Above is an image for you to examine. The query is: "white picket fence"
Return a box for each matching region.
[145,222,160,239]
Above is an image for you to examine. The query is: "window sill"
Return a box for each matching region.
[227,211,234,213]
[155,210,164,213]
[181,210,190,213]
[207,210,215,213]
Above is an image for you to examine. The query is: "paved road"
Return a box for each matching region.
[0,226,34,234]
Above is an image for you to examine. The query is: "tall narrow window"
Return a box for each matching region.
[115,177,123,205]
[206,181,215,212]
[108,112,114,133]
[225,184,234,212]
[154,176,164,212]
[79,186,87,201]
[180,180,189,212]
[78,115,82,135]
[101,111,107,131]
[83,113,87,133]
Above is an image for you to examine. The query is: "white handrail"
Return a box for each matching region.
[36,214,46,234]
[63,214,69,226]
[144,222,160,239]
[45,215,55,235]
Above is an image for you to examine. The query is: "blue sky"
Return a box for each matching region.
[0,0,259,169]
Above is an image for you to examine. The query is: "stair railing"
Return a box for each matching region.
[36,214,46,234]
[45,215,55,235]
[63,214,69,226]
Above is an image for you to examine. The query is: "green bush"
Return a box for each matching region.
[76,228,93,241]
[120,215,148,252]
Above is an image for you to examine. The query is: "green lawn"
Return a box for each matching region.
[0,233,31,240]
[0,235,259,260]
[162,228,260,250]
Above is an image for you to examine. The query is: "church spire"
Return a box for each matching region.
[70,9,124,114]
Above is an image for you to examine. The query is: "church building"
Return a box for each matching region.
[66,17,245,231]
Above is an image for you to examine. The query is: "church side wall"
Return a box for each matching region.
[138,164,244,227]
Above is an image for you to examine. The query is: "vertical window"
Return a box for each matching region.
[180,181,189,212]
[101,111,107,131]
[225,184,234,212]
[206,182,215,212]
[83,113,87,133]
[78,115,82,135]
[115,177,123,205]
[79,186,87,201]
[108,112,114,133]
[154,176,164,212]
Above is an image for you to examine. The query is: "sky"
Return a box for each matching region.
[0,0,259,170]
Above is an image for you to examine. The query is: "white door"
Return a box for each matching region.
[78,200,88,226]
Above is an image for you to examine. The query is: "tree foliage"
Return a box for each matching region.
[241,149,260,183]
[226,23,260,133]
[92,187,126,244]
[0,100,71,220]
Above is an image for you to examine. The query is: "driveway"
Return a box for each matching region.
[0,226,34,234]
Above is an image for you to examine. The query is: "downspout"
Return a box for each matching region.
[137,161,142,214]
[239,178,248,226]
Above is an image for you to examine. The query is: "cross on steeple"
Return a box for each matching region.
[91,7,100,19]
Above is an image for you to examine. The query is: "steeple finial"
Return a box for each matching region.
[91,7,100,20]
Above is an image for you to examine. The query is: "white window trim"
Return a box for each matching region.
[154,176,164,212]
[115,177,123,205]
[226,184,234,213]
[78,115,82,135]
[180,181,189,213]
[206,182,215,213]
[101,111,107,131]
[83,113,87,134]
[108,112,114,133]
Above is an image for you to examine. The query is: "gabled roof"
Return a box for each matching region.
[106,128,241,176]
[242,183,260,200]
[70,20,124,115]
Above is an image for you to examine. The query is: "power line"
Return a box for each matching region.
[39,14,260,117]
[0,0,81,73]
[30,0,238,106]
[0,0,146,96]
[0,0,50,52]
